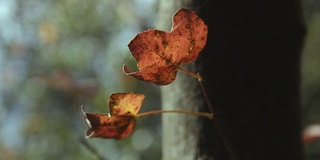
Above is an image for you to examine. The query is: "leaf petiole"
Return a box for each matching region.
[178,66,203,82]
[136,109,213,119]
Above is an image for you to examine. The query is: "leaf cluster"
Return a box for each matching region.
[83,8,209,140]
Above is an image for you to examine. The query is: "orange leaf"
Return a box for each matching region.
[124,8,208,85]
[82,93,145,139]
[109,92,145,116]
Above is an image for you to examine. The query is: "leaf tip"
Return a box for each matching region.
[85,130,95,139]
[81,106,92,128]
[122,64,131,75]
[122,64,141,78]
[81,105,85,114]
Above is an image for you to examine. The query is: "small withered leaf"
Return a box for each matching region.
[123,8,208,85]
[82,93,145,140]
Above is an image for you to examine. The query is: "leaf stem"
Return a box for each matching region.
[178,66,203,82]
[136,109,213,119]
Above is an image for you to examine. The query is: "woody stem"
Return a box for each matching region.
[136,110,213,119]
[178,67,215,113]
[179,66,239,159]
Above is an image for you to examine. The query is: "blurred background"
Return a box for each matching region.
[0,0,319,160]
[302,1,320,159]
[0,0,161,159]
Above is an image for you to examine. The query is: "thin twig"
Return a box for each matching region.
[198,78,214,113]
[80,137,107,160]
[180,67,240,160]
[199,80,240,160]
[136,109,213,119]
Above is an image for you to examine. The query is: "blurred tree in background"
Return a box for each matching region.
[0,0,319,159]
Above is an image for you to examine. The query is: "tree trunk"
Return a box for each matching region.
[157,0,305,160]
[156,2,202,160]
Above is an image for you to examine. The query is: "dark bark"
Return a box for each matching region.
[158,0,305,160]
[194,0,306,159]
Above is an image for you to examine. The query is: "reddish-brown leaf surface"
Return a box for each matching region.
[82,93,145,139]
[123,8,208,85]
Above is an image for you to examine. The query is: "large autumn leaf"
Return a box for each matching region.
[123,8,208,85]
[82,93,145,140]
